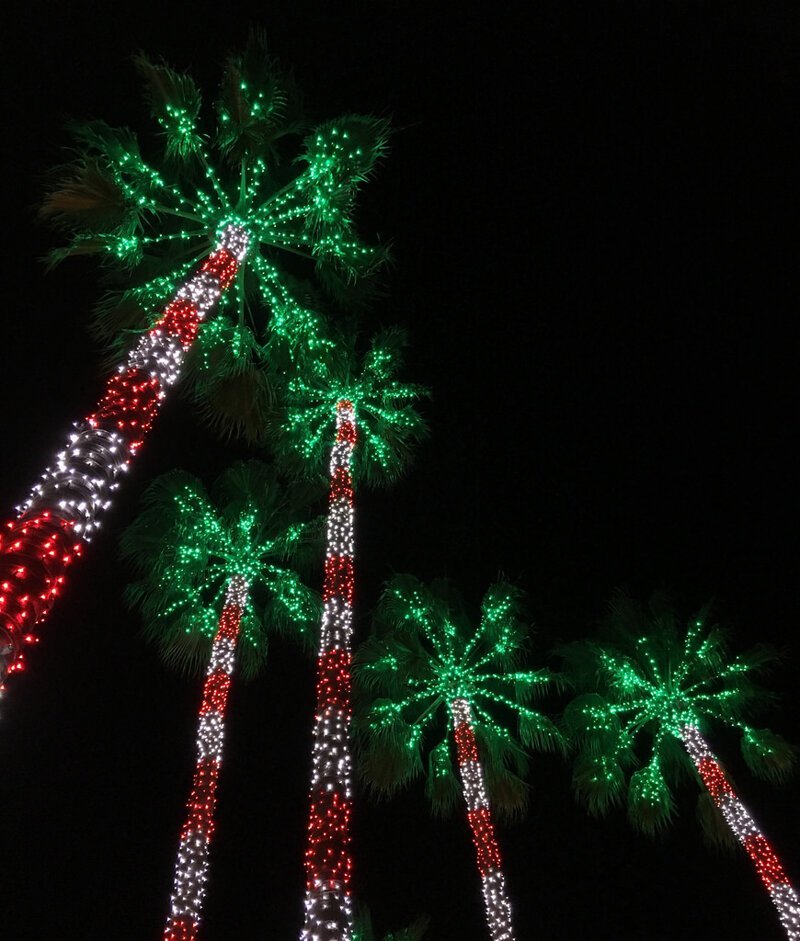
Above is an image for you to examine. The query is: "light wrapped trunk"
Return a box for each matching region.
[164,574,248,941]
[682,724,800,940]
[301,400,357,941]
[0,226,249,692]
[451,698,516,941]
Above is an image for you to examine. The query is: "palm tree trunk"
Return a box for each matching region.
[163,574,248,941]
[451,698,516,941]
[0,226,249,693]
[681,724,800,940]
[301,400,357,941]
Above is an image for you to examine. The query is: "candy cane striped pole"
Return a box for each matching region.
[0,225,249,694]
[682,724,800,940]
[451,698,516,941]
[301,400,356,941]
[163,574,248,941]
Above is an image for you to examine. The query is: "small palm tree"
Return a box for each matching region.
[563,591,799,940]
[354,576,562,941]
[122,460,319,941]
[276,328,427,941]
[0,31,386,689]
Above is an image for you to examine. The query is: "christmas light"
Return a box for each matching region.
[356,578,560,941]
[302,402,356,941]
[565,601,799,939]
[452,698,514,941]
[165,576,247,941]
[3,36,388,693]
[0,226,247,692]
[123,461,319,937]
[682,724,800,940]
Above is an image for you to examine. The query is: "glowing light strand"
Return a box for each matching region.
[682,724,800,940]
[164,575,248,941]
[301,401,356,941]
[0,226,249,692]
[452,698,515,941]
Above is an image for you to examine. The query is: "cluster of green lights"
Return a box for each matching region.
[355,576,561,808]
[44,38,388,375]
[282,329,427,484]
[122,465,318,676]
[566,605,787,832]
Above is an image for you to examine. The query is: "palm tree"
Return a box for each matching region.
[276,329,427,941]
[0,31,386,690]
[563,592,799,940]
[121,460,319,941]
[354,576,562,941]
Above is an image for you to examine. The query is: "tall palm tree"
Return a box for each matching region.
[354,576,562,941]
[276,329,427,941]
[0,31,386,691]
[121,460,319,941]
[563,592,799,940]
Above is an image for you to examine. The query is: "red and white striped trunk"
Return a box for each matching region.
[163,574,248,941]
[301,400,356,941]
[451,698,516,941]
[682,724,800,940]
[0,226,250,693]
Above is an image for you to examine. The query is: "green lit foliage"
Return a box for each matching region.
[121,460,320,679]
[563,591,795,839]
[353,906,431,941]
[354,576,562,820]
[278,327,428,486]
[41,30,389,441]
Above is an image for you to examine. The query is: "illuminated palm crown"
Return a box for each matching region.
[121,460,320,678]
[43,31,388,439]
[355,576,562,817]
[563,592,795,836]
[278,327,428,486]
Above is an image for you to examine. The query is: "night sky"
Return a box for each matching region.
[0,4,798,939]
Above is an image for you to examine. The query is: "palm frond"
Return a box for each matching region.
[134,53,204,158]
[696,790,737,853]
[425,739,461,818]
[627,759,676,837]
[740,727,796,782]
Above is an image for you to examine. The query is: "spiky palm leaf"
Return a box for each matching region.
[354,576,562,821]
[277,327,428,486]
[563,592,796,838]
[121,460,321,679]
[42,29,389,441]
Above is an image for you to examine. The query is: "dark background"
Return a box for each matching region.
[0,3,798,939]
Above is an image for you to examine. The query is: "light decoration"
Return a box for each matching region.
[564,599,799,939]
[355,576,562,941]
[452,698,514,941]
[302,401,357,941]
[682,724,800,940]
[2,34,387,692]
[165,574,247,941]
[0,226,247,693]
[121,460,320,937]
[281,332,427,941]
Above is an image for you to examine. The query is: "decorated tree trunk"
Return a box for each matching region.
[0,226,249,691]
[301,400,357,941]
[451,698,516,941]
[164,574,248,941]
[682,724,800,940]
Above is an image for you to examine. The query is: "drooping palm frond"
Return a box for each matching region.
[354,576,562,817]
[563,591,794,839]
[353,906,431,941]
[42,29,389,442]
[122,460,321,678]
[276,326,428,488]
